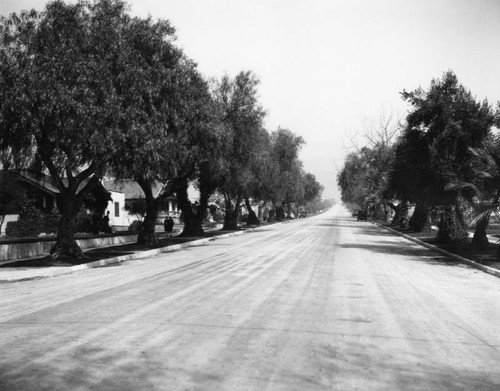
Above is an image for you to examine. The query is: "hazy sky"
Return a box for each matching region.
[2,0,500,200]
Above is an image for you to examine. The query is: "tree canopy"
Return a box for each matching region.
[0,0,132,257]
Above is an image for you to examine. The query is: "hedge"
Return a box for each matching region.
[5,208,98,238]
[6,207,59,237]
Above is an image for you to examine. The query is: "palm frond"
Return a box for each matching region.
[469,202,500,226]
[445,181,479,194]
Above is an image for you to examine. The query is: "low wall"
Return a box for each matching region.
[0,234,138,264]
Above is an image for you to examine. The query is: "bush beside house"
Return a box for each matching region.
[6,206,59,237]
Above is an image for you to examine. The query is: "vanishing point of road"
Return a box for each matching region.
[1,205,500,390]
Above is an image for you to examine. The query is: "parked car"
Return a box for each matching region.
[357,210,368,221]
[352,209,359,217]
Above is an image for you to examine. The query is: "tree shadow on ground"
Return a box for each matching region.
[338,242,464,267]
[316,223,360,229]
[287,339,500,391]
[361,225,500,267]
[0,345,161,391]
[355,226,399,237]
[316,217,363,228]
[3,335,498,391]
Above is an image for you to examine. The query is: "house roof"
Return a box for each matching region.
[2,171,58,196]
[102,180,168,200]
[1,170,107,197]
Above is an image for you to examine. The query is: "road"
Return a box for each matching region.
[1,205,500,390]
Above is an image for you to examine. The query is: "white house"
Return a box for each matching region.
[102,180,181,231]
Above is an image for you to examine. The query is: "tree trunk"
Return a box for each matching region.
[383,201,389,223]
[389,202,400,226]
[399,200,410,228]
[180,209,203,236]
[137,180,158,245]
[244,195,260,225]
[223,193,240,230]
[276,205,285,221]
[472,211,490,250]
[437,203,469,243]
[373,203,385,221]
[51,193,84,260]
[409,201,431,232]
[257,202,264,221]
[268,200,276,222]
[175,178,204,237]
[196,177,211,228]
[390,200,409,227]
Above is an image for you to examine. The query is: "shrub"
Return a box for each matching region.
[209,205,224,222]
[6,206,60,237]
[128,220,143,233]
[238,214,248,223]
[75,212,95,234]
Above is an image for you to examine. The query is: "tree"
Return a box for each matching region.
[124,199,147,223]
[267,128,305,219]
[448,134,500,249]
[245,129,278,221]
[0,0,134,259]
[241,127,271,225]
[387,129,433,230]
[280,163,304,218]
[337,144,394,218]
[340,111,400,222]
[101,10,185,244]
[169,72,228,237]
[106,35,216,243]
[337,151,366,209]
[301,172,323,205]
[397,71,495,242]
[212,71,266,230]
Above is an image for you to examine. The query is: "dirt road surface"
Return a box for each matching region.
[1,205,500,390]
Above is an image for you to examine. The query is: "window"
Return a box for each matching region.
[114,202,120,217]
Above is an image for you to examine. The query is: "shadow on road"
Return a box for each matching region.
[338,242,464,267]
[304,339,500,391]
[316,217,361,229]
[356,227,396,237]
[316,223,359,229]
[2,334,496,391]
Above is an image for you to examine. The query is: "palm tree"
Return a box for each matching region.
[448,136,500,250]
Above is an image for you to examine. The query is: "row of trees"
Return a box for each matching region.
[338,71,500,247]
[0,0,323,259]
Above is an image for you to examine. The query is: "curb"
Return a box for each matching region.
[374,221,500,279]
[0,227,261,282]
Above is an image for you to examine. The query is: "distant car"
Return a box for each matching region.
[357,210,368,221]
[352,209,359,217]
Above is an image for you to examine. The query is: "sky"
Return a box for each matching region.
[1,0,500,200]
